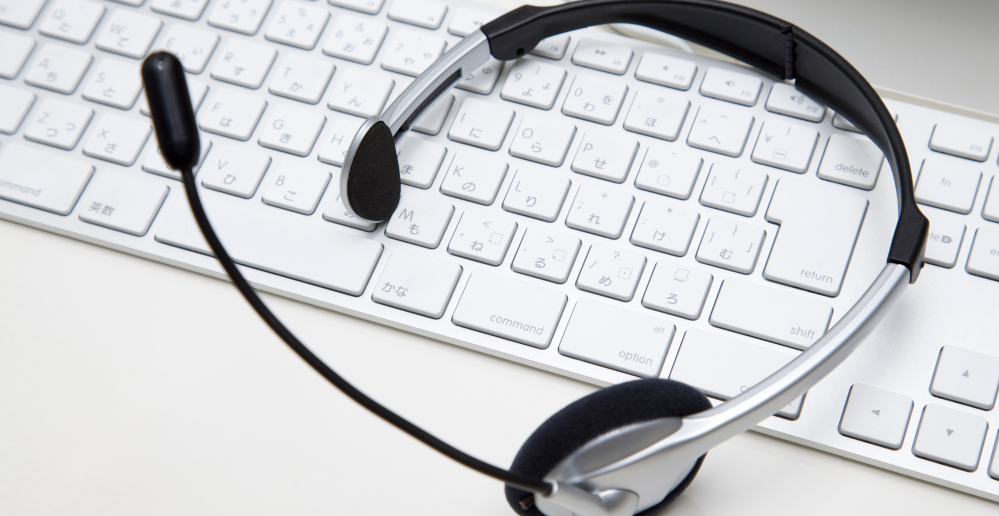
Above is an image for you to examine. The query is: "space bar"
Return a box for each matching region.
[154,197,383,296]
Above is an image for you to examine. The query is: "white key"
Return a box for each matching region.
[765,83,825,122]
[0,143,93,215]
[317,115,364,166]
[385,190,454,248]
[630,199,700,256]
[571,38,633,75]
[633,145,703,200]
[931,346,999,410]
[323,189,378,232]
[710,279,833,350]
[500,59,567,110]
[915,157,982,214]
[381,29,446,76]
[154,195,383,296]
[448,97,514,151]
[0,0,46,28]
[983,177,999,223]
[751,120,819,173]
[412,92,453,136]
[387,0,446,29]
[396,135,446,189]
[764,179,868,296]
[23,98,93,150]
[0,85,34,134]
[157,24,219,74]
[576,244,646,301]
[923,210,966,268]
[327,67,394,118]
[211,38,276,88]
[642,260,713,320]
[95,10,162,58]
[447,210,518,266]
[38,0,106,44]
[966,226,999,281]
[0,31,34,79]
[992,443,999,481]
[509,115,576,167]
[562,74,628,125]
[831,110,897,134]
[687,105,755,157]
[817,134,884,190]
[151,0,210,20]
[265,0,329,49]
[372,249,462,318]
[82,113,151,166]
[329,0,383,15]
[511,227,581,284]
[200,143,271,198]
[560,299,675,378]
[440,152,508,205]
[448,7,497,37]
[323,14,387,65]
[623,88,690,142]
[140,78,207,116]
[695,217,765,274]
[839,384,914,450]
[502,166,571,222]
[530,34,570,60]
[23,43,92,94]
[452,271,567,348]
[268,53,334,104]
[78,170,168,236]
[634,52,697,91]
[258,104,325,156]
[912,404,988,471]
[141,137,211,180]
[456,58,502,95]
[699,67,762,106]
[571,131,638,183]
[199,88,267,141]
[699,161,768,217]
[261,161,331,215]
[565,183,634,239]
[208,0,272,35]
[81,58,143,109]
[930,122,993,162]
[671,329,803,419]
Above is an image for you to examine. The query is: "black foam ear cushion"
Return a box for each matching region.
[344,120,401,222]
[505,379,711,516]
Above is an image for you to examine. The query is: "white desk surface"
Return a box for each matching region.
[2,1,998,514]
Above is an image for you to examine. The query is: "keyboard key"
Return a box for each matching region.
[571,130,638,183]
[257,103,326,156]
[764,179,868,296]
[930,346,999,410]
[634,52,697,91]
[38,0,106,44]
[157,24,219,74]
[511,227,581,284]
[832,109,899,134]
[447,7,497,37]
[411,92,453,136]
[839,384,914,450]
[502,166,571,222]
[983,177,999,223]
[929,122,993,162]
[329,0,384,15]
[456,58,502,95]
[95,9,162,58]
[452,270,567,348]
[323,187,379,232]
[630,199,700,256]
[372,248,462,319]
[560,299,674,378]
[699,161,768,217]
[633,145,703,200]
[211,38,277,88]
[571,38,633,75]
[381,29,446,76]
[208,0,272,35]
[24,43,92,94]
[140,78,207,116]
[509,115,576,167]
[565,183,635,239]
[81,58,142,109]
[268,53,334,104]
[396,135,446,189]
[199,88,267,141]
[912,404,989,471]
[317,115,363,167]
[327,67,395,118]
[78,170,168,236]
[447,210,517,266]
[576,244,646,301]
[440,152,508,205]
[0,31,34,79]
[261,160,331,215]
[82,113,152,166]
[699,67,762,106]
[642,260,713,320]
[265,0,329,49]
[915,157,982,214]
[323,14,387,65]
[150,0,210,20]
[448,97,515,151]
[0,85,34,134]
[623,88,690,142]
[991,436,999,481]
[529,34,570,60]
[687,105,754,157]
[142,137,211,180]
[500,59,567,110]
[387,0,446,29]
[751,119,819,173]
[710,279,833,350]
[200,143,271,198]
[23,98,93,150]
[385,190,454,248]
[562,73,628,125]
[0,143,94,215]
[0,0,46,28]
[817,134,884,190]
[764,83,825,122]
[923,210,966,268]
[695,217,765,274]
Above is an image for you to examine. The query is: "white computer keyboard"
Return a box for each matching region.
[2,0,999,503]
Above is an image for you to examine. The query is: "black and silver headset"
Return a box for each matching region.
[142,1,929,514]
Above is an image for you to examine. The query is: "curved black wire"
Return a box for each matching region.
[178,166,552,496]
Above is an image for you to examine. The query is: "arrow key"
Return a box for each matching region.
[839,384,914,450]
[913,404,988,471]
[930,346,999,410]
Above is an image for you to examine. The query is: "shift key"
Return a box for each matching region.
[710,279,832,350]
[452,271,567,348]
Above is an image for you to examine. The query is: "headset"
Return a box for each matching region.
[141,1,929,514]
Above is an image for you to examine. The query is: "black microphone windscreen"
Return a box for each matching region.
[141,52,200,173]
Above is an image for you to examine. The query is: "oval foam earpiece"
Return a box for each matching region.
[506,379,711,516]
[342,120,401,222]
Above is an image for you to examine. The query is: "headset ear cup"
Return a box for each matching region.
[505,379,711,516]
